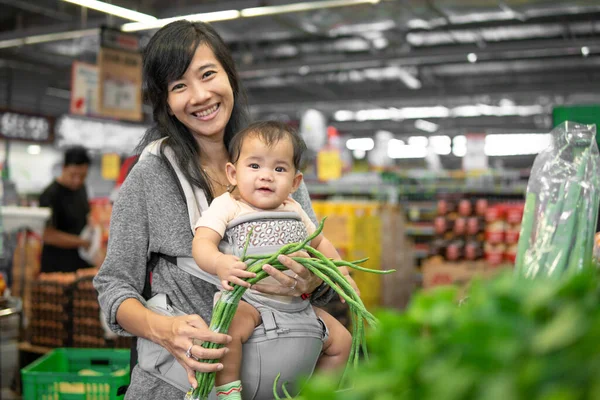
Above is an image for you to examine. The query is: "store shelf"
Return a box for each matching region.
[18,341,52,355]
[306,181,399,203]
[405,224,435,236]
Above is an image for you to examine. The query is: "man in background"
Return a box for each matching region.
[39,146,92,273]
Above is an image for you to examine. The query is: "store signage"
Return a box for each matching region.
[317,149,342,181]
[98,27,143,122]
[70,61,99,116]
[463,133,488,171]
[0,111,52,142]
[55,115,147,153]
[101,153,121,180]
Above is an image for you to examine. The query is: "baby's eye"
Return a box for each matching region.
[249,163,259,169]
[275,167,286,172]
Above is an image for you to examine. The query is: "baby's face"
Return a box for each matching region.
[231,134,300,210]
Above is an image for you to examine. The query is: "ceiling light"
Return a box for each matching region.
[0,28,99,48]
[240,0,379,17]
[408,136,428,147]
[61,0,156,23]
[484,133,552,156]
[581,46,590,57]
[429,135,452,155]
[452,135,467,157]
[346,137,375,151]
[467,53,478,63]
[27,145,42,155]
[122,10,240,32]
[414,119,439,133]
[334,110,355,121]
[388,141,427,159]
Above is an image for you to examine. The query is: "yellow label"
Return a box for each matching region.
[101,153,121,180]
[317,150,342,181]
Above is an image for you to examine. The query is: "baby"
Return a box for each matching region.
[193,120,358,400]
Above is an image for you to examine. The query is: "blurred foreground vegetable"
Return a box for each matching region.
[298,267,600,400]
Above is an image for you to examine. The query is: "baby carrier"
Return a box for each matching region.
[133,140,327,399]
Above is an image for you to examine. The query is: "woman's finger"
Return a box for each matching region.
[190,345,229,361]
[276,254,310,279]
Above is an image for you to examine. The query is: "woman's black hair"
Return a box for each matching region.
[136,20,248,202]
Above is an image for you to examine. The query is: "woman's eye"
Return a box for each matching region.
[275,167,286,172]
[249,163,259,169]
[170,83,184,91]
[203,71,216,79]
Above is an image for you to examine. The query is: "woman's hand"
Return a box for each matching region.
[251,251,322,296]
[154,314,232,388]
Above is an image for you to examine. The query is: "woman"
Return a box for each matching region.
[93,20,332,399]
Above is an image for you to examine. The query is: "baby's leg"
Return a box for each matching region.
[215,300,261,399]
[314,307,352,373]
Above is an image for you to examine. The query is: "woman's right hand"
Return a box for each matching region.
[155,314,232,388]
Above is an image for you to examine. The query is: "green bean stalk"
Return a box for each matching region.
[185,218,395,400]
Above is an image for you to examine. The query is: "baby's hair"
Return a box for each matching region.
[229,120,307,170]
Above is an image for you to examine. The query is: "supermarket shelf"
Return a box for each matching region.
[306,182,399,203]
[414,250,429,259]
[18,342,52,354]
[405,224,435,236]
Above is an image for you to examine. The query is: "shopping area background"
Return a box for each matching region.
[1,1,600,399]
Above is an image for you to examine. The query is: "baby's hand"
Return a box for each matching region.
[338,266,360,301]
[215,254,256,291]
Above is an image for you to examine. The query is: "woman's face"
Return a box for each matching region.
[166,43,234,142]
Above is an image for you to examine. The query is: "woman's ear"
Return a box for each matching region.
[225,162,237,186]
[291,171,303,193]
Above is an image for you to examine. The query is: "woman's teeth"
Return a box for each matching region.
[194,104,218,117]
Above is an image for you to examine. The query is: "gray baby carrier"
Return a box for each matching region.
[135,141,327,399]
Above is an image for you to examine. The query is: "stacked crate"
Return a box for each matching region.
[312,201,383,311]
[72,277,106,348]
[30,278,72,347]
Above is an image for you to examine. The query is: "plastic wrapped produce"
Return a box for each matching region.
[516,122,600,278]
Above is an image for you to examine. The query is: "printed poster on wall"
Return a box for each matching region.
[70,61,99,116]
[98,28,143,122]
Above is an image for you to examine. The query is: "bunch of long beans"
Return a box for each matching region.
[185,218,395,400]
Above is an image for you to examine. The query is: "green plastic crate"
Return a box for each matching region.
[21,348,130,400]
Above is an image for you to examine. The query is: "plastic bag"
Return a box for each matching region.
[515,121,600,278]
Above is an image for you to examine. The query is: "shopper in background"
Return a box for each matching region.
[94,20,333,399]
[39,145,92,273]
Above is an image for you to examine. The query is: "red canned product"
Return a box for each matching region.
[453,217,467,235]
[458,199,472,217]
[475,198,488,216]
[466,217,481,235]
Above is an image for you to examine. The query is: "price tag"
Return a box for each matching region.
[101,153,121,180]
[317,150,342,181]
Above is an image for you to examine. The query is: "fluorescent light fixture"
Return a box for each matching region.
[122,10,240,32]
[241,0,379,17]
[346,137,375,151]
[429,135,452,155]
[467,53,478,63]
[581,46,590,57]
[408,136,428,147]
[484,133,552,156]
[415,119,439,133]
[0,28,99,48]
[452,135,467,157]
[388,139,427,159]
[27,145,42,155]
[396,67,422,89]
[62,0,156,23]
[334,110,355,121]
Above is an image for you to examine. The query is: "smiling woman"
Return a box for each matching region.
[93,20,334,400]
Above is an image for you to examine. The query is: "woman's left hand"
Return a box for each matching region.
[251,251,322,296]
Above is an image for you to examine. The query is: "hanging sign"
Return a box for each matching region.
[70,61,99,116]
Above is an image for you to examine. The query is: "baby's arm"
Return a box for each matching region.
[311,234,360,297]
[193,227,256,290]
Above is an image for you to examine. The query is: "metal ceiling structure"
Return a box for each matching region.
[0,0,599,141]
